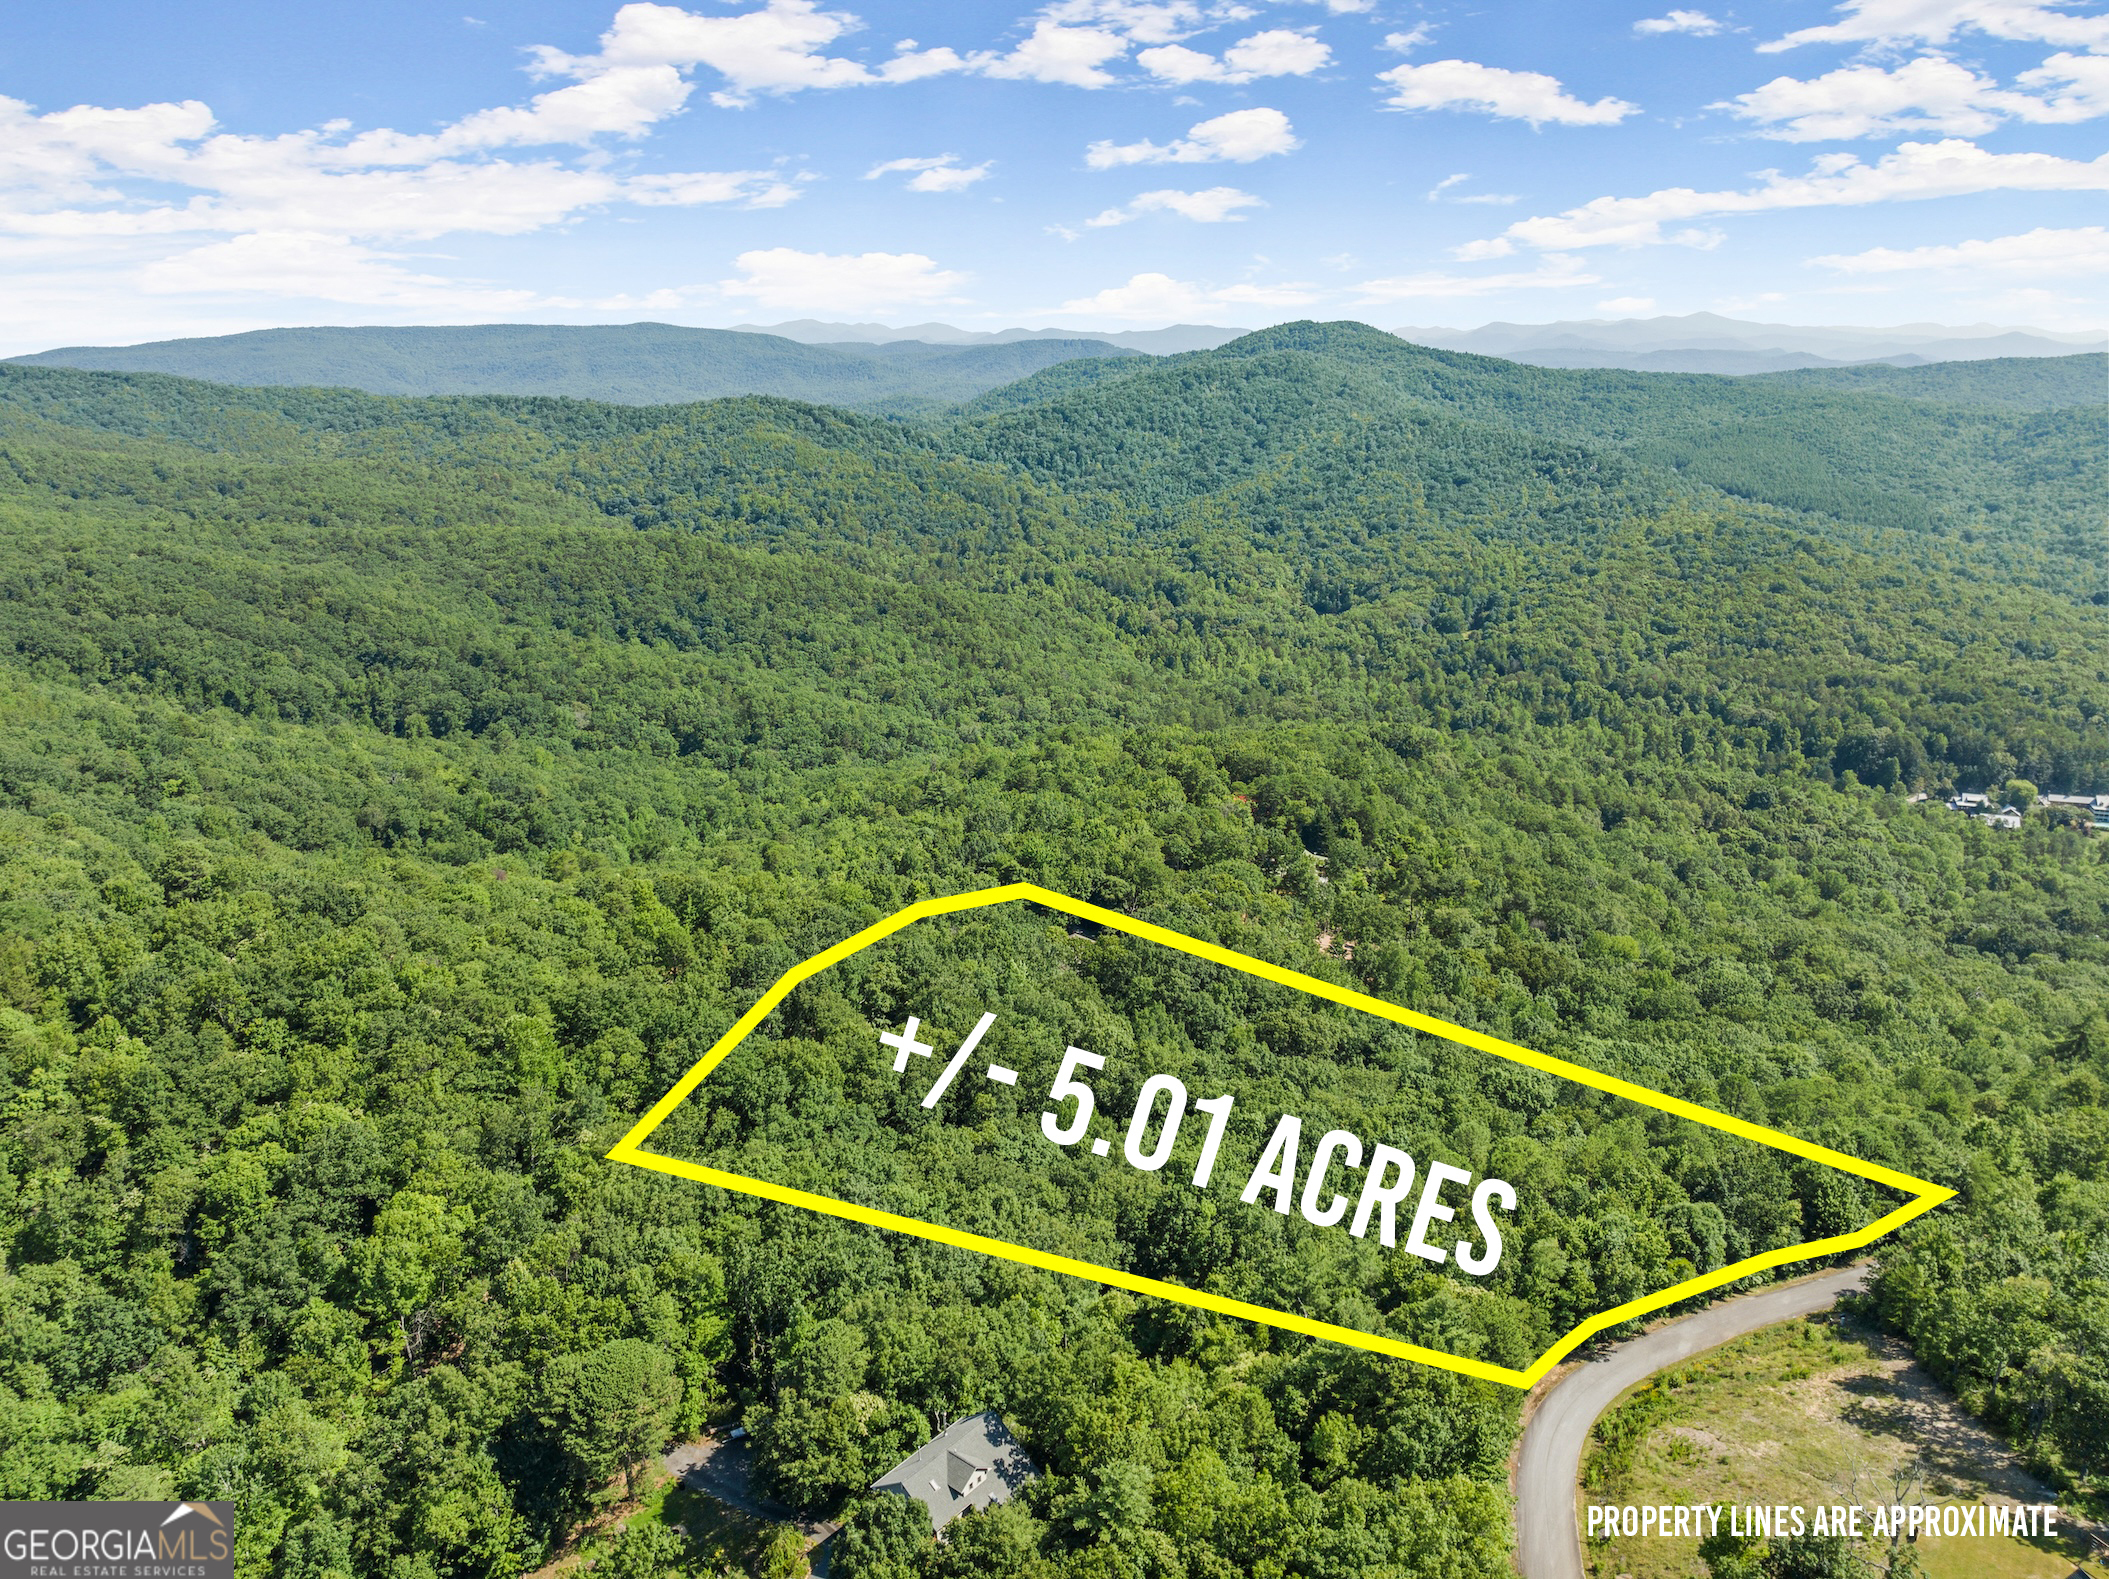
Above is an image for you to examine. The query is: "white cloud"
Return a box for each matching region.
[1490,139,2109,249]
[1724,57,2018,139]
[373,65,696,154]
[1085,185,1265,225]
[2018,52,2109,121]
[1378,61,1639,126]
[0,92,797,247]
[0,0,974,228]
[1222,26,1331,76]
[1086,107,1300,167]
[979,17,1133,86]
[971,1,1226,87]
[0,98,792,252]
[628,169,809,206]
[1721,53,2109,141]
[1383,25,1436,51]
[1353,253,1601,301]
[1053,269,1317,318]
[864,154,992,191]
[1426,172,1519,203]
[1810,223,2109,274]
[1596,295,1660,311]
[1137,29,1332,83]
[1759,0,2109,52]
[231,0,1315,119]
[530,1,969,109]
[1634,10,1723,34]
[0,9,823,322]
[1044,1,1210,47]
[136,231,552,307]
[1132,45,1227,82]
[719,247,970,312]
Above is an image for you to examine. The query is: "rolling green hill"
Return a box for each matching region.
[0,331,2101,1579]
[6,321,1139,413]
[1752,350,2107,409]
[960,323,2105,583]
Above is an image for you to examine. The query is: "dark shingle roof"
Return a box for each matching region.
[869,1410,1036,1534]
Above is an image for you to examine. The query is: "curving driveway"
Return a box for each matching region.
[1512,1263,1870,1579]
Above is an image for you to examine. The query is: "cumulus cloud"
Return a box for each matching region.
[1723,57,2024,139]
[502,1,1344,98]
[1721,53,2109,140]
[1486,138,2109,250]
[1352,253,1601,301]
[0,9,819,317]
[1378,61,1639,126]
[974,1,1214,88]
[2019,51,2109,119]
[1810,223,2109,273]
[530,1,970,109]
[979,17,1133,86]
[1085,186,1265,225]
[719,247,970,312]
[978,3,1348,88]
[0,2,1350,329]
[389,64,696,153]
[1053,269,1317,318]
[0,93,794,248]
[1137,29,1332,83]
[864,154,992,191]
[1043,1,1212,48]
[1634,10,1723,34]
[1086,107,1300,168]
[1596,295,1660,312]
[1759,0,2109,52]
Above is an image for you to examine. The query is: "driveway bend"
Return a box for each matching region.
[1512,1263,1870,1579]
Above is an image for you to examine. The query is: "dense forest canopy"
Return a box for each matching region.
[0,325,2102,1579]
[1750,351,2106,410]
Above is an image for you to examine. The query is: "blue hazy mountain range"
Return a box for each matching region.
[7,322,1144,413]
[12,316,2103,407]
[747,313,2103,375]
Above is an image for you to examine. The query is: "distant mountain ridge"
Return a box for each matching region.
[1393,311,2104,376]
[6,322,1141,412]
[12,316,2101,408]
[728,319,1243,354]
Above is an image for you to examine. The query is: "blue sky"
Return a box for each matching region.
[2,0,2104,351]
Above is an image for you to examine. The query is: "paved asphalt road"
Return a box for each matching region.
[1512,1263,1870,1579]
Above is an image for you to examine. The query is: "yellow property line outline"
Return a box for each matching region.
[608,882,1954,1389]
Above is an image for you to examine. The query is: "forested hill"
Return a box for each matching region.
[958,322,2105,567]
[0,333,2103,1579]
[1751,349,2107,409]
[6,321,1139,413]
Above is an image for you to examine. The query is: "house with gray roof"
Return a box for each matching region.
[870,1410,1036,1535]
